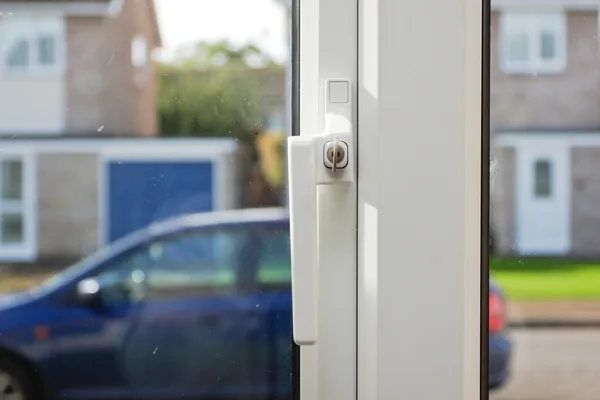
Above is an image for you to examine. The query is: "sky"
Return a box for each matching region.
[154,0,290,63]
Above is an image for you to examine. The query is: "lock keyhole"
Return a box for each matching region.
[323,141,349,170]
[327,146,345,164]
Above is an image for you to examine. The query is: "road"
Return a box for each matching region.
[491,328,600,400]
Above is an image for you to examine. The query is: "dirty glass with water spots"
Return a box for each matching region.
[490,6,600,400]
[0,0,293,399]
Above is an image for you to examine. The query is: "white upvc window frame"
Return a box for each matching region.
[296,0,357,398]
[294,0,482,398]
[355,0,482,397]
[0,152,36,262]
[0,14,67,77]
[499,10,567,74]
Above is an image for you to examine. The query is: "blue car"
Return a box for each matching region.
[0,208,510,399]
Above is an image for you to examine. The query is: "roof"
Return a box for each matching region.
[0,0,161,46]
[492,0,600,9]
[0,0,110,3]
[0,0,119,15]
[147,0,162,47]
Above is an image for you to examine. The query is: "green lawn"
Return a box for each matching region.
[491,258,600,300]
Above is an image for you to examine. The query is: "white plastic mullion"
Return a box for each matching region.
[298,0,358,398]
[358,0,482,399]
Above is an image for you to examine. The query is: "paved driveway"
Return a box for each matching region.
[491,328,600,400]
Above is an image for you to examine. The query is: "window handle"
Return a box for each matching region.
[287,79,354,346]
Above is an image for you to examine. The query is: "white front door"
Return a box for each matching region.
[516,141,571,255]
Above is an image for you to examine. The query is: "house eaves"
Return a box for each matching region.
[148,0,162,48]
[492,0,600,10]
[0,0,122,16]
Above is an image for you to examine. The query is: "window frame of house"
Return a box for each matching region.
[499,11,567,74]
[131,34,149,68]
[0,14,67,77]
[0,152,36,261]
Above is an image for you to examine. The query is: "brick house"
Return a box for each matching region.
[0,0,160,135]
[491,0,600,256]
[0,0,170,263]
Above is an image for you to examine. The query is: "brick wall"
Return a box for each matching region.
[490,10,600,256]
[66,0,159,136]
[37,153,99,260]
[102,0,158,136]
[490,11,600,131]
[571,147,600,256]
[491,145,516,256]
[66,17,107,132]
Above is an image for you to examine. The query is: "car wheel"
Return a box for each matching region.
[0,359,37,400]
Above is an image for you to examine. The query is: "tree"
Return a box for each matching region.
[158,40,285,143]
[158,63,264,146]
[172,39,279,69]
[158,40,285,207]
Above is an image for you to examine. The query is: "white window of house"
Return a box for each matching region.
[500,12,566,74]
[1,159,24,245]
[131,35,148,68]
[0,154,34,260]
[0,15,66,75]
[0,154,35,260]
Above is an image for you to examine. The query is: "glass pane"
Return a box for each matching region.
[257,228,291,285]
[540,32,556,60]
[0,1,295,399]
[38,35,56,65]
[144,230,238,295]
[508,34,528,62]
[6,38,29,68]
[534,159,552,197]
[1,213,23,244]
[2,160,22,200]
[490,8,597,400]
[131,35,148,67]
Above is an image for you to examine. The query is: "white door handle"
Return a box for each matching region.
[288,79,354,346]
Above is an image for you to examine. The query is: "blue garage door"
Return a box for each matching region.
[108,161,214,243]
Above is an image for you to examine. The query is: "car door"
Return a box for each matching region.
[197,220,293,399]
[119,224,263,399]
[233,222,293,399]
[47,249,147,400]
